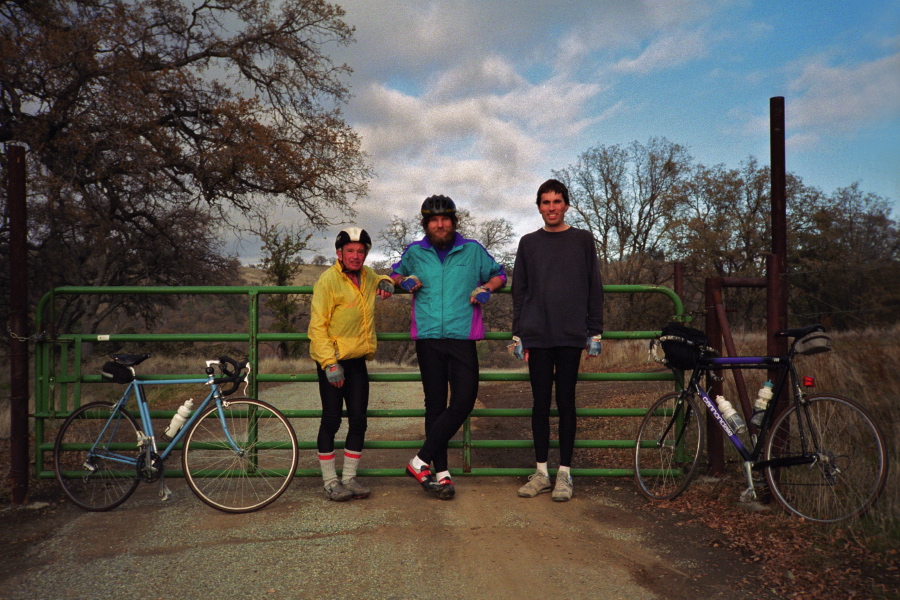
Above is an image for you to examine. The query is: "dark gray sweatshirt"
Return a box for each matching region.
[511,227,604,348]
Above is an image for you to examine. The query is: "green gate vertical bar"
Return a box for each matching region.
[248,290,260,400]
[462,418,472,472]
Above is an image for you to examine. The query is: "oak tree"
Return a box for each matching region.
[0,0,368,336]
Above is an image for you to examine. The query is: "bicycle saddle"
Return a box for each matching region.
[774,324,824,339]
[110,353,152,366]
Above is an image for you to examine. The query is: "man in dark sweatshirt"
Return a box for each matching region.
[510,178,604,502]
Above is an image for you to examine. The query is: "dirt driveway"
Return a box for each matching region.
[1,378,780,600]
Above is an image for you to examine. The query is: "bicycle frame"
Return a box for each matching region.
[88,366,242,474]
[685,354,821,496]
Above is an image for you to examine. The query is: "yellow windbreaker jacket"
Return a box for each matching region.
[308,261,391,369]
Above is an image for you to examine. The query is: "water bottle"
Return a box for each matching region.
[715,395,747,434]
[164,398,194,438]
[749,381,774,428]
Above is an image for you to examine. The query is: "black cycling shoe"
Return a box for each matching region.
[406,461,441,494]
[436,477,455,500]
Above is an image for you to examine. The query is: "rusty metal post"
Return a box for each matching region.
[712,288,752,423]
[704,277,724,475]
[8,144,29,504]
[770,97,789,349]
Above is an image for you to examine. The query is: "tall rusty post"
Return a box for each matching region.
[769,97,788,353]
[8,144,29,504]
[769,97,789,427]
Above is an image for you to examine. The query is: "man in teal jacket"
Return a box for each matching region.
[391,195,507,500]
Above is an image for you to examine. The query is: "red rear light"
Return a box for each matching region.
[803,376,816,387]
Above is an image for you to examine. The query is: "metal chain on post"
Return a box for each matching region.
[6,321,48,343]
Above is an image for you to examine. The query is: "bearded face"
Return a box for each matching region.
[425,215,455,249]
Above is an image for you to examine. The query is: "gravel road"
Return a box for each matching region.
[1,380,778,600]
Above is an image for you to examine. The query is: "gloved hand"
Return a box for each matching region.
[508,336,526,360]
[587,334,603,357]
[400,276,421,292]
[324,363,344,387]
[378,279,394,298]
[470,285,491,304]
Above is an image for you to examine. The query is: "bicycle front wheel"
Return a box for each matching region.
[53,402,141,511]
[634,392,705,500]
[764,394,888,523]
[182,398,299,513]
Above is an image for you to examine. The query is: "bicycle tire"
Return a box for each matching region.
[182,397,299,513]
[764,394,888,523]
[53,401,141,511]
[634,391,705,500]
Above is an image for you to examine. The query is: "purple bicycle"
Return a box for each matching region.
[634,324,888,523]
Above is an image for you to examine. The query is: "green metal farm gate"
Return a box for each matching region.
[32,285,684,480]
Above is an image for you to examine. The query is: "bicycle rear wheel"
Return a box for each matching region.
[182,397,299,513]
[634,392,705,500]
[53,402,141,511]
[764,394,888,523]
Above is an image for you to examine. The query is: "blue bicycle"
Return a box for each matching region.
[635,325,888,523]
[53,354,298,513]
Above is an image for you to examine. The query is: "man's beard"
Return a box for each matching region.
[426,228,454,249]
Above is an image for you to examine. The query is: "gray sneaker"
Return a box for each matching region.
[324,480,352,502]
[518,472,552,498]
[342,477,371,499]
[551,472,573,502]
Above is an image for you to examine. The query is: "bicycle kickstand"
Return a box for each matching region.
[739,461,757,503]
[158,472,173,502]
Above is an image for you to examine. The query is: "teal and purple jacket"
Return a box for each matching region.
[391,233,507,340]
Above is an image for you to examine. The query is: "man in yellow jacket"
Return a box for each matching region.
[308,227,394,501]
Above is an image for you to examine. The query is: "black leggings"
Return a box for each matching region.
[527,346,582,467]
[316,357,369,454]
[415,339,479,472]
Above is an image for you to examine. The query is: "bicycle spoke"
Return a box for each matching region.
[182,398,298,512]
[53,402,141,511]
[634,392,705,500]
[765,394,887,522]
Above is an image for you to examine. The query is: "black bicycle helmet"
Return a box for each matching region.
[421,195,456,218]
[335,227,372,252]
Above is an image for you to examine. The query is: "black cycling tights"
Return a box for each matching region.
[415,339,479,473]
[316,357,369,454]
[527,346,582,467]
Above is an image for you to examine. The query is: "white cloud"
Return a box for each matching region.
[788,51,900,132]
[611,28,710,74]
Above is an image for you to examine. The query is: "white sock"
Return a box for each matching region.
[411,455,428,470]
[319,452,338,486]
[436,470,451,481]
[342,450,361,482]
[558,465,571,476]
[536,462,549,476]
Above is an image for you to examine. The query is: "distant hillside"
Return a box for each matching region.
[240,264,329,287]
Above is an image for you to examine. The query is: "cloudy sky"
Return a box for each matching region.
[246,0,900,264]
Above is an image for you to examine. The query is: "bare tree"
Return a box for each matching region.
[555,138,692,286]
[258,224,315,359]
[554,138,692,330]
